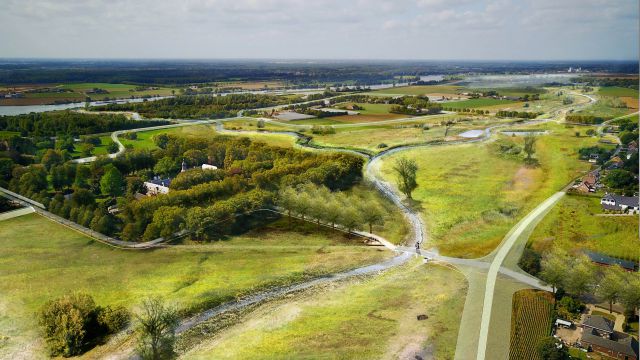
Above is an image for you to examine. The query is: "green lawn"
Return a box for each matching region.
[0,213,390,359]
[378,123,600,258]
[444,98,517,109]
[526,195,639,261]
[181,261,467,359]
[60,82,174,100]
[121,124,296,150]
[597,86,640,98]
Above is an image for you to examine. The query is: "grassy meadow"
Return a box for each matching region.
[526,195,639,261]
[181,261,467,359]
[444,98,517,109]
[378,123,601,258]
[0,214,390,359]
[120,124,296,150]
[369,85,465,96]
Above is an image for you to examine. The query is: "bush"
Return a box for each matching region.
[38,293,130,357]
[97,305,130,334]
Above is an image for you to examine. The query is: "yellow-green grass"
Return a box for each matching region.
[526,195,639,261]
[378,123,601,258]
[60,82,174,100]
[222,118,294,132]
[574,98,634,119]
[444,98,517,109]
[471,87,547,97]
[508,290,554,360]
[597,86,639,98]
[369,85,465,96]
[181,261,467,360]
[71,135,113,158]
[0,213,390,359]
[120,124,296,150]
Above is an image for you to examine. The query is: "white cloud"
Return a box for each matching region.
[0,0,637,59]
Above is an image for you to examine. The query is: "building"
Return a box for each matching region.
[144,178,171,196]
[601,194,639,214]
[201,164,218,170]
[574,170,600,193]
[584,250,637,271]
[580,316,638,360]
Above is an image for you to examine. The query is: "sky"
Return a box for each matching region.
[1,0,638,60]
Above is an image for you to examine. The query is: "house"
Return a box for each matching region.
[584,250,637,271]
[575,181,595,193]
[144,178,171,196]
[609,156,624,169]
[601,193,639,214]
[588,154,599,163]
[201,164,218,171]
[580,319,638,360]
[574,170,600,193]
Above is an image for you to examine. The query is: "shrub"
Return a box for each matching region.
[97,305,130,334]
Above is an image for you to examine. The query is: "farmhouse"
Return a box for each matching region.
[201,164,218,170]
[580,317,638,360]
[144,178,171,196]
[600,193,639,213]
[574,170,600,193]
[584,250,637,271]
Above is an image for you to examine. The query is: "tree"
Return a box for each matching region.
[78,143,95,157]
[74,165,91,189]
[100,165,125,198]
[585,129,596,136]
[136,298,178,360]
[574,131,581,137]
[338,206,362,234]
[106,141,119,154]
[154,157,180,178]
[50,165,67,191]
[620,273,640,321]
[359,201,384,234]
[539,249,567,298]
[41,149,64,170]
[597,265,626,313]
[537,336,570,360]
[564,255,595,297]
[277,187,298,226]
[38,293,97,357]
[392,157,418,199]
[523,134,537,161]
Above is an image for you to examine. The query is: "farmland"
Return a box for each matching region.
[0,213,391,359]
[508,290,554,360]
[377,123,600,258]
[369,85,465,96]
[597,86,640,97]
[0,82,174,105]
[526,194,639,261]
[443,98,517,109]
[180,261,467,359]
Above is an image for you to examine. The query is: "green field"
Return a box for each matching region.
[0,213,390,359]
[526,195,639,261]
[597,86,640,98]
[181,261,467,359]
[444,98,517,109]
[120,124,296,150]
[378,123,601,257]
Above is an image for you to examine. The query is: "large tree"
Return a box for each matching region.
[359,201,384,234]
[136,298,178,360]
[100,165,125,198]
[539,249,567,298]
[564,255,595,297]
[392,157,418,199]
[523,134,537,161]
[596,265,626,313]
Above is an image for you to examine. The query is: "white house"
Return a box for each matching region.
[600,193,639,213]
[201,164,218,171]
[144,178,171,196]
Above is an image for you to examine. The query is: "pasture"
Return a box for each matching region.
[369,85,465,96]
[181,261,466,359]
[0,213,390,359]
[378,123,600,258]
[526,195,639,261]
[508,290,554,360]
[443,98,517,109]
[597,86,639,98]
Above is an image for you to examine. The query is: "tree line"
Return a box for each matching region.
[93,93,305,119]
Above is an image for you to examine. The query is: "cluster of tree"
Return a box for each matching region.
[277,184,386,234]
[538,249,640,318]
[602,168,639,195]
[443,108,489,115]
[0,111,167,137]
[565,114,605,124]
[93,94,302,119]
[578,145,613,164]
[389,96,442,115]
[310,125,336,135]
[297,108,348,118]
[578,77,639,90]
[118,135,363,241]
[39,293,129,357]
[495,111,541,119]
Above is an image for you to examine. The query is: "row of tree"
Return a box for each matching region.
[538,249,640,317]
[276,184,386,234]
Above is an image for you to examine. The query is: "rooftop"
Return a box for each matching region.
[584,251,636,271]
[582,315,614,333]
[581,329,638,358]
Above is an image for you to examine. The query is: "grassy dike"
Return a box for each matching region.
[180,260,467,359]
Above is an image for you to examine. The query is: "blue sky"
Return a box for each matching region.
[1,0,638,60]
